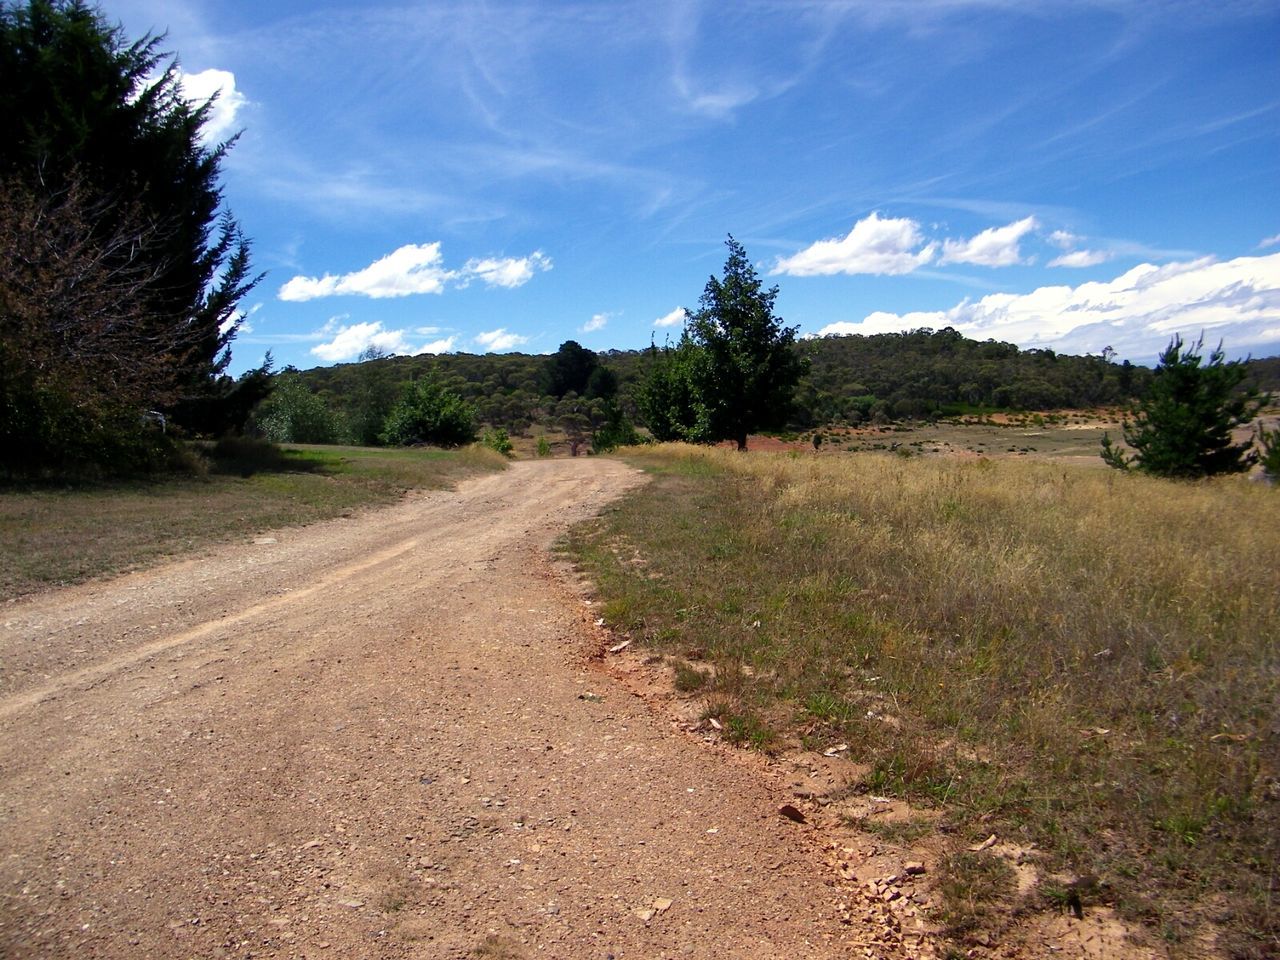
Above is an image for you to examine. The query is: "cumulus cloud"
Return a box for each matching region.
[311,321,413,361]
[812,253,1280,360]
[938,216,1038,267]
[462,251,553,289]
[1048,249,1111,268]
[582,313,609,333]
[654,307,687,328]
[1045,229,1110,268]
[279,244,552,301]
[774,213,936,277]
[176,68,246,144]
[475,328,530,352]
[308,320,457,362]
[281,243,453,301]
[416,336,458,355]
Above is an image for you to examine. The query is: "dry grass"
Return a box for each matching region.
[0,442,505,600]
[568,444,1279,956]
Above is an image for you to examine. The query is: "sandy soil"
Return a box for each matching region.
[0,459,948,959]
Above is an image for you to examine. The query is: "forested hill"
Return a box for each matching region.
[294,328,1275,439]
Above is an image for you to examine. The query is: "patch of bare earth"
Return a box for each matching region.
[3,459,925,959]
[597,650,1167,960]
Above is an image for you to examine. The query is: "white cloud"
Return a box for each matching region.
[1260,233,1280,249]
[176,68,246,144]
[308,320,457,362]
[475,328,530,352]
[310,321,415,361]
[938,216,1038,267]
[1048,249,1111,268]
[654,307,687,328]
[281,243,453,301]
[462,251,553,289]
[279,245,552,301]
[813,253,1280,360]
[1048,230,1078,249]
[582,313,609,333]
[415,336,457,355]
[774,213,936,277]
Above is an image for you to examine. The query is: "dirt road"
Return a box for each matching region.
[0,459,916,959]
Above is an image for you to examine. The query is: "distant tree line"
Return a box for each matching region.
[281,327,1193,446]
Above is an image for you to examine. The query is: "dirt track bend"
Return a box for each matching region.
[0,458,894,959]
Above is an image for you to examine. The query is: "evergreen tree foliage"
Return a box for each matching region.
[684,236,806,450]
[380,377,477,448]
[541,340,598,398]
[1101,335,1262,478]
[1254,422,1280,482]
[584,365,619,401]
[591,400,643,453]
[0,0,260,464]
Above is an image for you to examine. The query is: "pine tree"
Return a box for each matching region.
[0,0,261,466]
[684,236,806,450]
[1101,335,1261,478]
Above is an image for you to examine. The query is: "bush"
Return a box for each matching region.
[381,376,477,447]
[253,373,340,444]
[480,427,514,457]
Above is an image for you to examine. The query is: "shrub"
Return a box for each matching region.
[381,376,477,447]
[481,427,514,457]
[254,373,340,444]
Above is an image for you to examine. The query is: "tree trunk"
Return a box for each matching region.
[736,433,748,452]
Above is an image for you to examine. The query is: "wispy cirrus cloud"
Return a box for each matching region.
[812,252,1280,361]
[774,213,937,277]
[278,244,552,301]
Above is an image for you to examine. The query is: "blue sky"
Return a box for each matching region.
[107,0,1279,373]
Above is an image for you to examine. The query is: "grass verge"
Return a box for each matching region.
[0,441,505,600]
[566,444,1279,956]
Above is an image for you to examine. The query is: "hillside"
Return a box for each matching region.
[292,329,1276,441]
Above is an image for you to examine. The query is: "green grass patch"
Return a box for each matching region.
[567,443,1280,955]
[0,442,505,599]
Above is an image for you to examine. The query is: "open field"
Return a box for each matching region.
[807,411,1122,464]
[567,444,1279,956]
[0,443,504,601]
